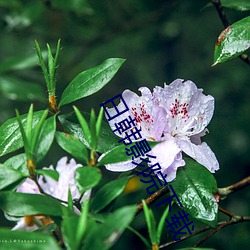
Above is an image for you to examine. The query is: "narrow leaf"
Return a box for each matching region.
[157,205,169,244]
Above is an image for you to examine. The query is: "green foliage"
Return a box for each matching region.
[221,0,250,11]
[91,176,133,213]
[213,16,250,65]
[56,131,89,165]
[0,164,27,190]
[83,205,137,250]
[59,58,125,107]
[0,110,44,157]
[0,228,60,250]
[75,167,102,194]
[0,192,66,216]
[171,159,218,227]
[59,112,119,153]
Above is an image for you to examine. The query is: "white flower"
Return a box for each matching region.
[102,79,219,181]
[12,157,90,231]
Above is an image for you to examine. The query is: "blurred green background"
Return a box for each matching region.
[0,0,249,249]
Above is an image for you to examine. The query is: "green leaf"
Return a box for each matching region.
[0,228,60,250]
[96,107,104,140]
[73,106,91,146]
[142,200,157,245]
[97,141,159,166]
[62,215,80,250]
[59,112,119,153]
[36,116,56,162]
[4,154,28,175]
[59,58,125,106]
[0,111,44,157]
[213,16,250,65]
[91,176,132,213]
[90,109,97,150]
[0,76,46,102]
[83,205,136,250]
[170,159,218,227]
[56,131,89,165]
[0,192,65,216]
[75,167,102,194]
[36,169,59,181]
[157,205,169,244]
[0,164,27,190]
[221,0,250,11]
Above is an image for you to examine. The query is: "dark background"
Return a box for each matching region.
[0,0,249,249]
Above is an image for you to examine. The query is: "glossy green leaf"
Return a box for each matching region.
[221,0,250,11]
[0,192,65,216]
[213,16,250,65]
[4,153,28,175]
[98,141,159,166]
[36,116,56,162]
[59,58,125,106]
[91,176,132,213]
[171,159,218,227]
[0,111,44,157]
[36,169,59,181]
[0,164,27,190]
[59,112,119,153]
[56,131,89,165]
[0,228,60,250]
[0,77,46,102]
[75,167,102,194]
[83,205,136,250]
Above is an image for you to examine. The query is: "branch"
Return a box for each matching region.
[136,186,169,215]
[159,215,250,249]
[193,216,250,247]
[218,176,250,199]
[211,0,250,66]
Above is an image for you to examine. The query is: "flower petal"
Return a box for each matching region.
[149,137,185,182]
[16,178,40,194]
[154,79,214,136]
[178,139,219,173]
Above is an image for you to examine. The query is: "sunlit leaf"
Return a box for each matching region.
[213,16,250,65]
[171,159,218,227]
[59,58,125,106]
